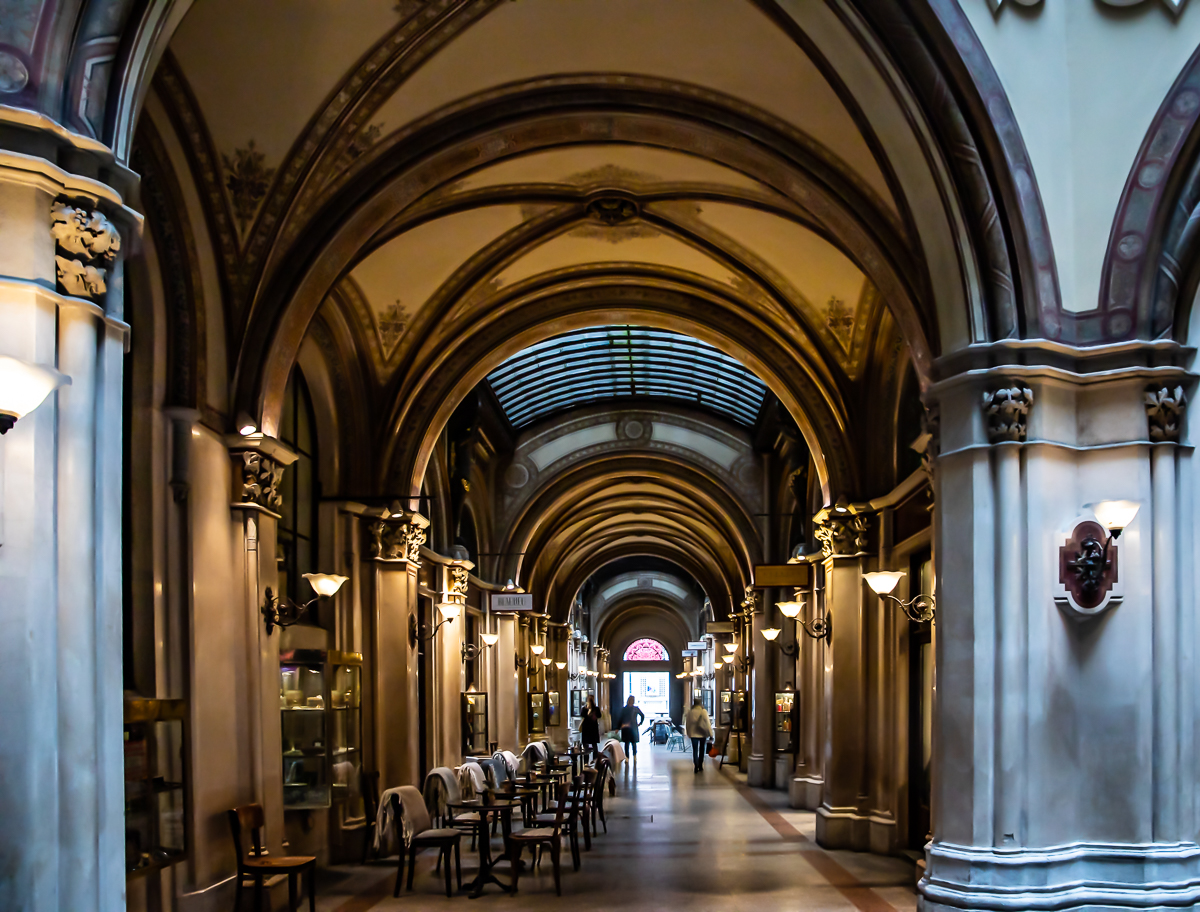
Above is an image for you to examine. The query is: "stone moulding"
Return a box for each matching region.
[982,384,1033,443]
[921,839,1200,911]
[1146,385,1186,442]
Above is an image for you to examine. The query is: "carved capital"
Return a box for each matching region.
[982,384,1033,443]
[52,198,121,303]
[1145,386,1186,442]
[237,451,284,512]
[813,513,870,558]
[448,565,470,597]
[740,586,758,615]
[365,510,429,563]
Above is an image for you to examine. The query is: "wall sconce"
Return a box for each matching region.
[0,355,71,434]
[1055,500,1139,618]
[262,572,347,635]
[516,640,546,669]
[410,601,462,646]
[462,631,499,662]
[723,642,738,656]
[760,626,799,657]
[862,571,935,623]
[777,593,830,643]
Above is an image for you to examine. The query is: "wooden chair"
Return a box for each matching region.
[529,776,585,870]
[509,790,568,896]
[391,786,463,897]
[359,770,380,863]
[586,757,610,835]
[227,804,315,912]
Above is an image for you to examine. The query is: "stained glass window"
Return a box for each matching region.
[623,638,669,661]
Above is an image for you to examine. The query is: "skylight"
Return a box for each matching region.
[487,326,768,429]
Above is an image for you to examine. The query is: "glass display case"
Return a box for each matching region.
[527,691,547,735]
[570,689,582,718]
[124,699,187,877]
[719,690,733,727]
[701,689,714,716]
[330,651,363,824]
[280,649,330,809]
[462,690,489,754]
[731,690,748,732]
[547,691,560,727]
[775,690,799,753]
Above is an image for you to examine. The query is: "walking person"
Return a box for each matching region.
[617,695,645,759]
[685,697,714,773]
[581,695,602,763]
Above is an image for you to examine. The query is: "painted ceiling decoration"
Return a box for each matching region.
[486,326,769,429]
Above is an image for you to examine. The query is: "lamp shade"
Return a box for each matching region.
[530,643,545,656]
[1087,500,1140,532]
[723,642,739,654]
[0,355,70,426]
[713,661,723,669]
[863,570,905,595]
[555,661,566,670]
[302,572,349,598]
[437,602,462,622]
[540,657,552,667]
[761,627,781,641]
[777,600,804,618]
[480,632,499,647]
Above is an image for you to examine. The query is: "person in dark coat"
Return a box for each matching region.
[617,695,645,758]
[581,695,602,762]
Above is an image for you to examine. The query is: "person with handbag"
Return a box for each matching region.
[616,695,645,760]
[685,697,714,773]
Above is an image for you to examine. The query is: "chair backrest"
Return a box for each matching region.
[396,785,433,836]
[423,767,460,825]
[227,803,265,862]
[360,769,380,822]
[591,759,609,807]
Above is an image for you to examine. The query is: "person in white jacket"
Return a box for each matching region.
[684,698,714,773]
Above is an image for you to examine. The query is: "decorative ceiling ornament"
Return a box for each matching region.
[222,140,275,233]
[585,194,639,225]
[988,0,1187,12]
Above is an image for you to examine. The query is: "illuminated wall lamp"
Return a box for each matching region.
[0,355,71,434]
[862,570,935,623]
[462,631,499,662]
[411,600,462,646]
[262,572,348,635]
[723,642,738,655]
[760,625,799,657]
[1055,500,1139,619]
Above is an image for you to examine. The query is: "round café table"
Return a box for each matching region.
[447,799,519,898]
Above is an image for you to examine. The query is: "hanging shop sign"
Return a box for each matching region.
[686,641,708,651]
[752,563,812,588]
[490,592,534,611]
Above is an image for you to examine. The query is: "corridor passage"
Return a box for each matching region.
[313,748,918,912]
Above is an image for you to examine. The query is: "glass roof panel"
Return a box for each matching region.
[487,326,768,428]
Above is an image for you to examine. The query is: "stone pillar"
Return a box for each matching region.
[493,613,519,750]
[0,134,138,912]
[921,367,1200,911]
[548,624,570,749]
[791,567,825,808]
[436,561,470,766]
[815,509,872,850]
[363,511,428,789]
[748,586,777,787]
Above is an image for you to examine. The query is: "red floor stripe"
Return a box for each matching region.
[721,768,900,912]
[332,871,393,912]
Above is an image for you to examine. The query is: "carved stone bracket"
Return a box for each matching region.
[448,565,470,597]
[1146,386,1186,442]
[365,509,430,563]
[51,198,121,302]
[813,512,871,558]
[238,451,284,512]
[982,384,1033,443]
[740,586,758,616]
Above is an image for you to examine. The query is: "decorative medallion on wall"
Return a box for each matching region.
[982,384,1033,443]
[51,199,121,303]
[1145,386,1186,441]
[1056,518,1122,621]
[238,452,285,513]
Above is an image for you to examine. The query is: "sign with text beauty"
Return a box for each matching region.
[490,592,534,611]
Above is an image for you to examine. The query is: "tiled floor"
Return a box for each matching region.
[312,747,919,912]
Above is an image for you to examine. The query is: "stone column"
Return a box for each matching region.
[363,511,428,789]
[748,586,777,787]
[493,614,519,750]
[0,133,138,912]
[814,508,872,850]
[922,366,1200,911]
[548,623,570,749]
[790,567,825,808]
[436,561,470,766]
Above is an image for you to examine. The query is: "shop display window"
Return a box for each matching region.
[462,690,489,754]
[330,653,363,823]
[527,691,546,735]
[775,690,798,753]
[281,649,330,809]
[124,699,187,877]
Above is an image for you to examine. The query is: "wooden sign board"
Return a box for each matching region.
[752,563,812,588]
[490,592,534,611]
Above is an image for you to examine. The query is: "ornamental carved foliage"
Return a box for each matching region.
[448,566,470,597]
[51,199,121,302]
[814,514,870,558]
[1146,386,1186,442]
[240,452,284,512]
[366,517,426,563]
[982,385,1033,443]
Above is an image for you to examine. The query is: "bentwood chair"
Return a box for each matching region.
[391,787,463,897]
[530,776,585,870]
[509,790,569,896]
[227,804,316,912]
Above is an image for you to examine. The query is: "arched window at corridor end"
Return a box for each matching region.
[624,638,669,661]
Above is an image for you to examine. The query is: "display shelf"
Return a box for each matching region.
[124,698,188,879]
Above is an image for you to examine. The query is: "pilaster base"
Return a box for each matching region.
[816,803,872,850]
[747,752,768,787]
[773,755,792,790]
[920,840,1200,912]
[789,775,823,809]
